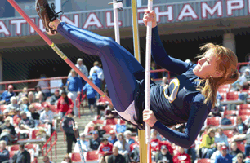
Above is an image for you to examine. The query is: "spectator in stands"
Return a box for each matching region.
[90,61,104,83]
[89,130,101,151]
[124,130,135,145]
[20,97,29,112]
[83,77,97,114]
[12,144,31,163]
[62,111,76,154]
[6,96,19,112]
[97,89,109,117]
[238,86,248,104]
[37,74,50,97]
[114,133,130,162]
[40,104,54,124]
[69,58,88,84]
[91,71,101,89]
[150,131,162,153]
[234,117,248,135]
[215,145,233,163]
[215,128,229,147]
[19,111,35,132]
[66,69,82,117]
[107,146,126,163]
[29,104,40,127]
[108,130,118,145]
[0,85,15,104]
[34,86,46,102]
[162,77,168,86]
[99,138,113,163]
[35,91,46,104]
[28,91,35,104]
[129,136,140,163]
[61,154,72,163]
[230,142,244,157]
[154,145,173,163]
[17,87,28,102]
[235,153,244,163]
[199,128,217,158]
[0,140,9,163]
[0,117,16,145]
[74,133,89,152]
[57,90,74,119]
[115,122,127,134]
[150,61,158,80]
[13,108,21,126]
[50,89,60,105]
[211,143,225,162]
[173,146,191,163]
[152,129,163,141]
[89,125,105,139]
[43,155,53,163]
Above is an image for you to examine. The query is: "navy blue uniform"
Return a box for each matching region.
[150,26,212,148]
[57,23,211,148]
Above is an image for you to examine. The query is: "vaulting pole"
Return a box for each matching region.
[145,0,153,163]
[7,0,112,105]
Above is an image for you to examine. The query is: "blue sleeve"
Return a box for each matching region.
[83,84,87,91]
[152,94,210,148]
[151,26,192,75]
[77,78,83,92]
[1,91,6,101]
[66,78,69,86]
[0,150,9,160]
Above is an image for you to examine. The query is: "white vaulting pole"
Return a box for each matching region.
[145,0,153,163]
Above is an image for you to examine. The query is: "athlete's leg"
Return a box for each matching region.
[56,22,144,114]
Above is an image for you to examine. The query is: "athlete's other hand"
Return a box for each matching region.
[143,110,157,127]
[143,10,157,28]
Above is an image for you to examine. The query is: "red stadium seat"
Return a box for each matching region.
[31,130,39,139]
[10,145,20,151]
[239,110,250,116]
[9,151,16,159]
[118,119,126,125]
[87,126,95,134]
[71,152,82,162]
[240,115,248,122]
[223,130,234,139]
[25,144,34,150]
[197,159,212,163]
[86,151,99,161]
[0,104,7,112]
[224,110,238,117]
[50,105,57,112]
[237,143,245,152]
[226,91,239,100]
[102,125,115,134]
[105,119,117,125]
[206,117,221,126]
[238,104,250,110]
[92,120,104,125]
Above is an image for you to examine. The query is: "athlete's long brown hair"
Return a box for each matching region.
[196,43,239,107]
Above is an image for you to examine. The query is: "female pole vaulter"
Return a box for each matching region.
[35,0,239,148]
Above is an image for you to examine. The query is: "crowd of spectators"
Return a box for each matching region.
[1,59,250,163]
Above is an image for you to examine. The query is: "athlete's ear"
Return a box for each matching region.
[214,71,223,78]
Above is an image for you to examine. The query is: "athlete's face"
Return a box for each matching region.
[193,49,223,79]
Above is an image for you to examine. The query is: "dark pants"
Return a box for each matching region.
[66,133,76,154]
[57,22,145,113]
[97,105,106,116]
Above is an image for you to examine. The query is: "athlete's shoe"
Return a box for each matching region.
[35,0,61,34]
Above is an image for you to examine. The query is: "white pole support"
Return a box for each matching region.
[55,0,61,13]
[112,0,123,44]
[145,0,153,163]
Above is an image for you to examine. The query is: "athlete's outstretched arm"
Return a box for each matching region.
[152,94,211,148]
[151,26,193,75]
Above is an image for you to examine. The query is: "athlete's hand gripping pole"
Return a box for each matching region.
[73,122,86,163]
[145,0,153,163]
[7,0,112,105]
